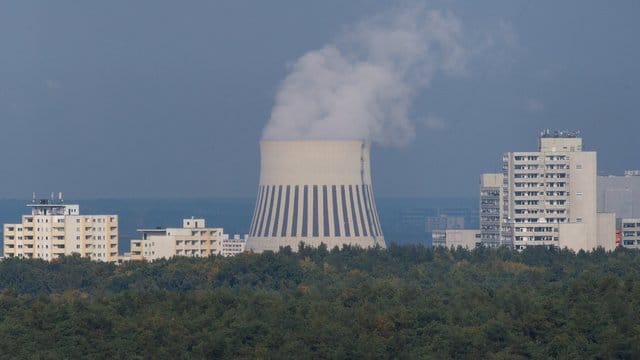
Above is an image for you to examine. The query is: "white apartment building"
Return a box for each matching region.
[221,235,247,257]
[501,131,615,251]
[479,173,504,247]
[3,196,118,262]
[130,218,241,261]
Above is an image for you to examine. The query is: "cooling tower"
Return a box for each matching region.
[246,140,385,252]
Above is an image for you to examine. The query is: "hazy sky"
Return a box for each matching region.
[1,0,638,199]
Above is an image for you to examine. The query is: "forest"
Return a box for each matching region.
[0,244,639,359]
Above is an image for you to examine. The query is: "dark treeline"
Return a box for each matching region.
[0,245,639,359]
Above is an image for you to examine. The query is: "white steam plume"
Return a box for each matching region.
[262,6,466,146]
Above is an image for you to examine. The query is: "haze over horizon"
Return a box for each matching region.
[1,1,638,199]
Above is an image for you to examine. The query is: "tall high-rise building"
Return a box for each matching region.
[2,195,118,262]
[479,173,504,247]
[500,131,615,251]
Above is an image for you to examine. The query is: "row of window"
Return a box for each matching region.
[514,173,568,179]
[514,191,568,197]
[514,218,567,224]
[513,155,567,161]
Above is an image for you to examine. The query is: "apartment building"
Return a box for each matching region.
[2,196,118,262]
[501,131,615,251]
[130,218,229,261]
[620,218,640,249]
[221,235,247,257]
[479,173,504,247]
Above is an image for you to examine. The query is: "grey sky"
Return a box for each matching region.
[0,0,638,199]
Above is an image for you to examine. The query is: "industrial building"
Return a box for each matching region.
[2,194,118,262]
[246,140,385,252]
[129,218,244,261]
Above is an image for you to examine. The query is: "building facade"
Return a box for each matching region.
[501,131,614,251]
[3,197,118,262]
[220,235,247,257]
[597,171,640,219]
[620,218,640,249]
[479,173,504,247]
[432,229,481,249]
[130,218,231,261]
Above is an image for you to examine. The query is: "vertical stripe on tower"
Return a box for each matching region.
[257,185,271,237]
[291,186,299,237]
[332,185,341,237]
[349,185,360,237]
[322,185,330,237]
[281,185,291,237]
[249,186,263,236]
[341,185,351,237]
[312,185,319,237]
[362,185,377,237]
[355,185,368,237]
[272,185,283,237]
[301,185,308,237]
[262,185,276,237]
[368,186,383,236]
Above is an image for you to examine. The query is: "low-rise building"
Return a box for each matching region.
[130,218,231,261]
[3,195,118,262]
[221,234,247,257]
[432,229,481,249]
[620,218,640,249]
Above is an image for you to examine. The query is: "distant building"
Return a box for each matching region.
[426,214,465,232]
[2,194,118,262]
[221,234,247,257]
[620,218,640,249]
[479,173,504,247]
[129,218,244,261]
[597,171,640,219]
[499,131,615,251]
[432,229,481,249]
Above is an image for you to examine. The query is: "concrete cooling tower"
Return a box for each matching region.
[246,140,385,252]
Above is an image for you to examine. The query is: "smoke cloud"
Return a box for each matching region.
[262,6,466,146]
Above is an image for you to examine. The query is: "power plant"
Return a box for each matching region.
[246,140,385,252]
